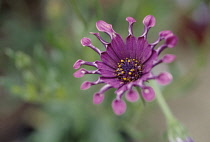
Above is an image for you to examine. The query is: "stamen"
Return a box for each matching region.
[115,58,143,83]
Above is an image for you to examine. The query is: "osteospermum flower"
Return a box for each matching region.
[73,15,177,115]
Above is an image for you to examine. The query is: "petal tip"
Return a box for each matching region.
[81,37,91,46]
[126,17,136,23]
[93,93,104,104]
[73,68,85,78]
[112,99,126,115]
[81,81,91,90]
[156,72,173,85]
[125,89,139,102]
[143,15,156,28]
[73,59,82,69]
[165,35,178,48]
[141,86,155,102]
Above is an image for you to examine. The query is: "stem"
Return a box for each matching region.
[136,87,146,106]
[150,81,175,124]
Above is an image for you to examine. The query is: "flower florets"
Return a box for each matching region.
[73,15,177,115]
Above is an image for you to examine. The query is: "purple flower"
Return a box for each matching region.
[73,15,177,115]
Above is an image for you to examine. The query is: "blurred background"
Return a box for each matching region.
[0,0,210,142]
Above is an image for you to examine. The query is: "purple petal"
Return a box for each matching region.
[156,72,173,85]
[112,99,127,115]
[165,35,178,48]
[93,93,104,104]
[125,35,137,58]
[96,20,115,36]
[162,54,176,63]
[100,77,121,88]
[73,59,83,69]
[95,61,115,71]
[73,68,100,78]
[73,59,97,69]
[159,30,173,39]
[81,37,92,46]
[73,68,86,78]
[125,89,139,102]
[143,15,156,28]
[106,44,120,62]
[81,37,101,54]
[111,34,126,59]
[126,17,136,35]
[143,50,158,73]
[99,69,115,77]
[101,52,117,68]
[136,37,152,62]
[126,17,136,23]
[81,81,91,90]
[141,86,155,101]
[90,32,109,45]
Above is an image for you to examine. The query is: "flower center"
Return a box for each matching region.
[115,58,143,83]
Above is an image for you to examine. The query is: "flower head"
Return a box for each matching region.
[73,15,177,115]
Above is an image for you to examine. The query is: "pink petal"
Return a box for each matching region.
[159,30,173,39]
[73,68,85,78]
[80,81,91,90]
[125,89,139,102]
[73,59,83,69]
[126,17,136,23]
[143,15,156,28]
[93,93,104,104]
[165,35,178,48]
[81,37,92,46]
[112,99,126,115]
[96,20,115,35]
[162,54,176,63]
[156,72,173,85]
[141,86,155,102]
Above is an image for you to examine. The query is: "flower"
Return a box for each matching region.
[73,15,177,115]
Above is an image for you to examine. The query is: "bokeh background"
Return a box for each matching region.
[0,0,210,142]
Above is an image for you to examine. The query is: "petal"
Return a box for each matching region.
[125,35,137,58]
[100,77,121,88]
[112,99,127,115]
[162,54,176,63]
[106,44,120,62]
[81,37,92,46]
[126,17,136,35]
[95,61,115,71]
[141,86,155,102]
[96,20,115,36]
[165,35,178,48]
[101,52,117,68]
[93,93,104,104]
[99,69,115,77]
[156,72,173,85]
[159,30,173,39]
[81,81,91,90]
[73,68,86,78]
[80,78,103,90]
[136,37,152,62]
[73,68,100,78]
[73,59,97,69]
[143,50,158,72]
[125,89,139,102]
[111,34,126,59]
[143,15,156,28]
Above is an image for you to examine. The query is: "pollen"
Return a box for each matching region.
[115,58,143,83]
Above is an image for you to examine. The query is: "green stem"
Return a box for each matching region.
[136,87,146,106]
[151,81,175,124]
